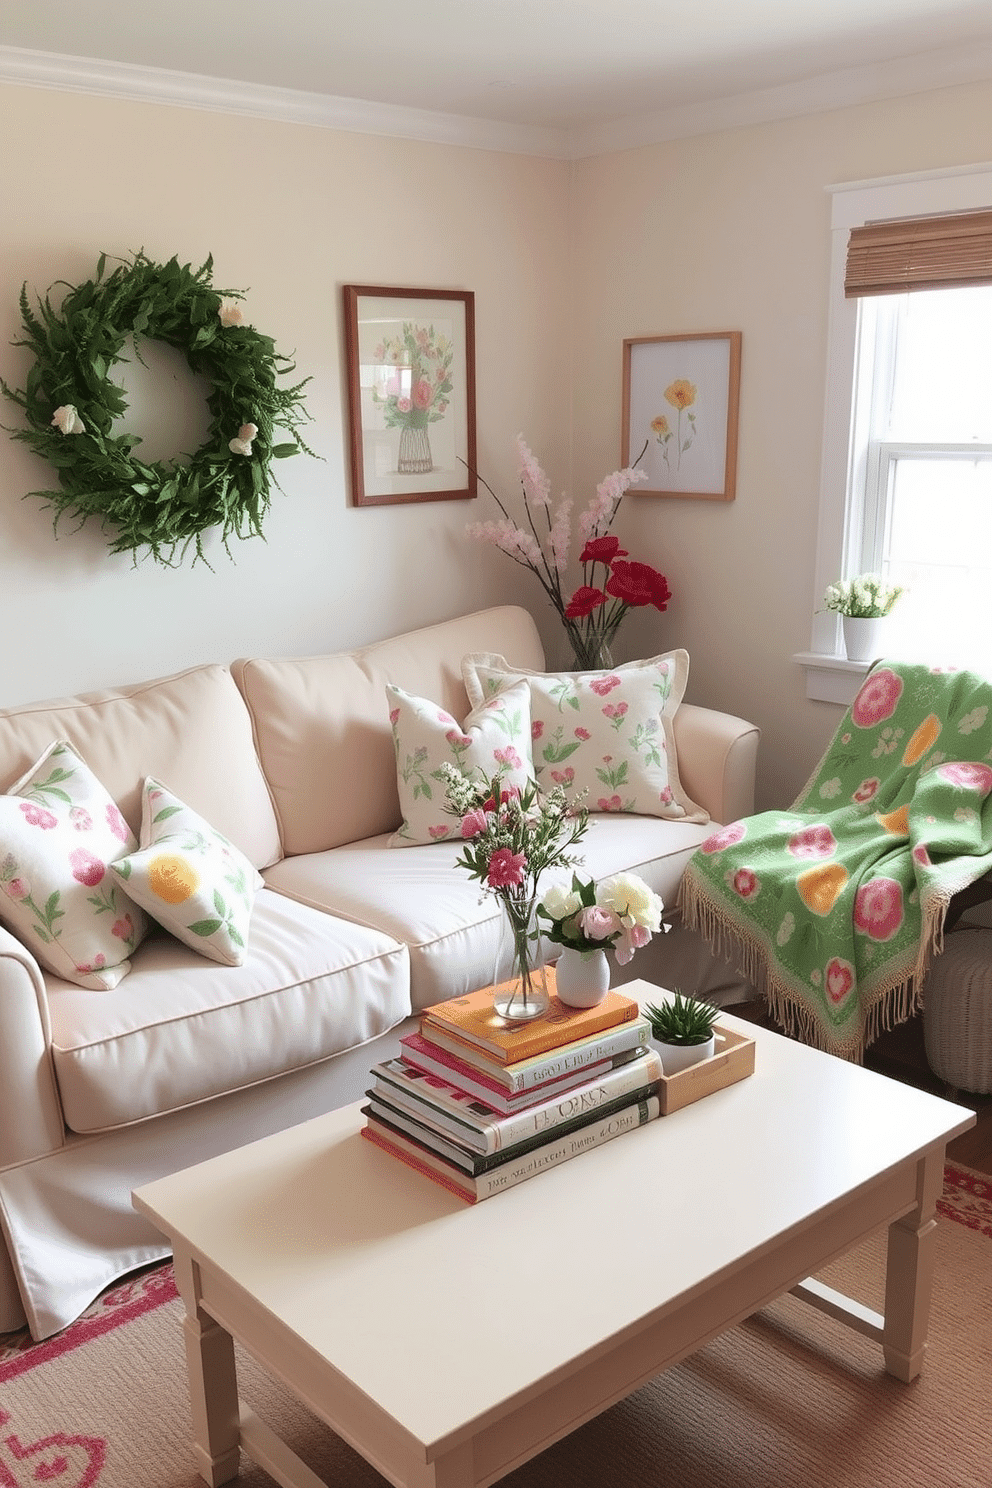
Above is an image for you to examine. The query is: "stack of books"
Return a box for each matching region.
[361,979,663,1202]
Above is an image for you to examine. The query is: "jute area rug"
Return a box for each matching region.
[1,1164,989,1488]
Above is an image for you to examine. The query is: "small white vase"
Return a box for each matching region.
[554,947,612,1008]
[654,1034,716,1075]
[842,615,886,663]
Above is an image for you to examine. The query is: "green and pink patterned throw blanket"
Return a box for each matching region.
[679,662,992,1059]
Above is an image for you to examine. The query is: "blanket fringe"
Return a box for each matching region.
[678,870,947,1063]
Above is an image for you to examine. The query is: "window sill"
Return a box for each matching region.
[795,652,869,705]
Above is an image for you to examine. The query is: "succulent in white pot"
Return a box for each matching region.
[644,991,719,1074]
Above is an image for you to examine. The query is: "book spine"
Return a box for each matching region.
[483,1048,663,1150]
[472,1093,661,1199]
[398,1032,637,1109]
[421,1018,652,1093]
[422,990,636,1063]
[366,1080,660,1174]
[377,1047,663,1154]
[363,1095,661,1203]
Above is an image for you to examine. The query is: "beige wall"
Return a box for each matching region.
[571,79,992,808]
[0,83,571,705]
[3,74,992,807]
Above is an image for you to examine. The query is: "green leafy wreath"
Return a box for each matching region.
[0,251,315,565]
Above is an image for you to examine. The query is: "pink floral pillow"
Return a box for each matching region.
[0,740,147,989]
[387,679,535,845]
[461,652,707,822]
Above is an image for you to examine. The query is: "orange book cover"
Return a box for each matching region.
[421,978,639,1065]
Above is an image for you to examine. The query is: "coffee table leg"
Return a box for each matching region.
[407,1441,475,1488]
[173,1249,242,1486]
[881,1148,942,1382]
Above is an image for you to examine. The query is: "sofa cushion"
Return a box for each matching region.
[0,666,281,872]
[387,679,534,845]
[462,651,707,822]
[0,740,147,990]
[46,888,411,1133]
[231,605,546,857]
[263,812,713,1013]
[111,778,263,965]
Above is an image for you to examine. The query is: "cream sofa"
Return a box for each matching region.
[0,605,758,1339]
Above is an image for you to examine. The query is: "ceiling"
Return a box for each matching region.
[3,0,992,154]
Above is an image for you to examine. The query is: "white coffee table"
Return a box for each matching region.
[133,988,974,1488]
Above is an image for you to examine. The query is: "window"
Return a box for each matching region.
[851,286,992,670]
[802,164,992,704]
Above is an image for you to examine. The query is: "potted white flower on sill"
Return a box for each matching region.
[822,572,906,663]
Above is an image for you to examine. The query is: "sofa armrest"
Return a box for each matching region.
[673,703,760,826]
[0,928,65,1167]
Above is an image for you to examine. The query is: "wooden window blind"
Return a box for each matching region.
[844,209,992,297]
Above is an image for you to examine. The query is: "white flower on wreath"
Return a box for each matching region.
[51,404,85,435]
[229,422,258,456]
[218,298,245,327]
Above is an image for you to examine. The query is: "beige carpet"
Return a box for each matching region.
[0,1167,989,1488]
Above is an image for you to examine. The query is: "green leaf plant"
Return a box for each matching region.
[0,251,317,566]
[643,990,719,1047]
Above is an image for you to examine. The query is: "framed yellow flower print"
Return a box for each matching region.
[622,331,741,500]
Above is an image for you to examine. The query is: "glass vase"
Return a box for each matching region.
[568,631,614,671]
[492,894,550,1022]
[397,423,434,474]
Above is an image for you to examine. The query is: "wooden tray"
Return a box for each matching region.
[657,1024,755,1115]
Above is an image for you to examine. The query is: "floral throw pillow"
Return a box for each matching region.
[461,652,708,822]
[387,679,535,845]
[0,739,147,989]
[111,778,264,966]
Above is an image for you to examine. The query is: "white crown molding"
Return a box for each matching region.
[572,39,992,157]
[0,46,572,158]
[3,39,992,162]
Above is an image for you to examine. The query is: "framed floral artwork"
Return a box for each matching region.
[342,285,477,506]
[621,331,742,500]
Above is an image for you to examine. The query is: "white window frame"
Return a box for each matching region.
[799,161,992,704]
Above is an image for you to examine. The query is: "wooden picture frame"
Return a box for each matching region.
[342,285,477,506]
[622,331,741,500]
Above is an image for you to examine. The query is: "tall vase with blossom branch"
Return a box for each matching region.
[466,437,672,669]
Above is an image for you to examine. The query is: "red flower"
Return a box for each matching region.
[69,848,105,887]
[487,848,527,888]
[605,561,671,611]
[579,535,628,565]
[565,585,606,619]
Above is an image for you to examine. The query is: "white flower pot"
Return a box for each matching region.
[654,1034,716,1075]
[553,947,612,1008]
[842,616,887,663]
